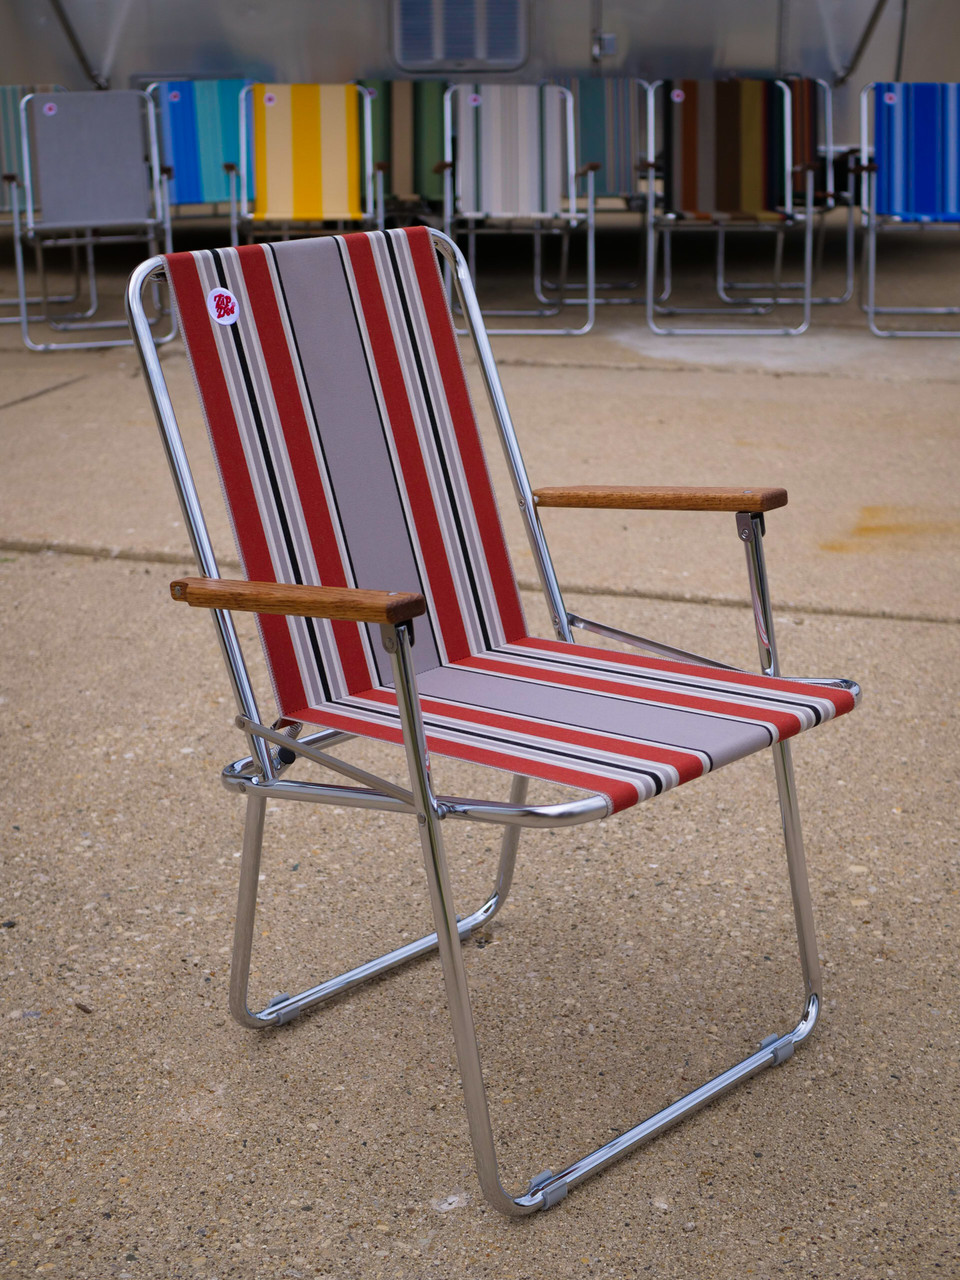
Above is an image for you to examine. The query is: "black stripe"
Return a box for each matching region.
[209,247,331,702]
[383,230,492,651]
[330,234,441,682]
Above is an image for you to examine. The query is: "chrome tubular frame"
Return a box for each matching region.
[127,231,850,1215]
[644,80,814,336]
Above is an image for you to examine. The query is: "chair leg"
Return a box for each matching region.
[226,774,527,1031]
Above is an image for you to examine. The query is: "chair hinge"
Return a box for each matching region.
[760,1032,795,1066]
[528,1169,568,1209]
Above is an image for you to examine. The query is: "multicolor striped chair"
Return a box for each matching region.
[233,83,383,244]
[859,82,960,336]
[128,225,859,1214]
[149,78,252,211]
[359,79,445,207]
[645,78,836,334]
[441,82,596,333]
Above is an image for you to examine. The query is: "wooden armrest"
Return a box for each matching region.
[576,161,602,178]
[170,577,426,624]
[432,160,453,175]
[223,161,238,174]
[532,486,788,513]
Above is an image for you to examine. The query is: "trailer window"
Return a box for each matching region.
[393,0,528,71]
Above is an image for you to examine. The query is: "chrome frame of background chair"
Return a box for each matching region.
[441,83,596,335]
[127,228,857,1214]
[10,89,174,352]
[644,79,814,336]
[858,81,960,338]
[231,82,384,246]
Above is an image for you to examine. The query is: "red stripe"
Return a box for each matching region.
[403,227,527,643]
[340,233,471,661]
[461,653,804,739]
[236,245,371,694]
[288,697,636,812]
[165,250,306,712]
[361,687,704,784]
[515,636,856,717]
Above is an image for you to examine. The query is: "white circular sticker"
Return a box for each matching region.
[43,101,58,116]
[207,287,239,325]
[883,91,897,105]
[169,89,181,103]
[264,92,277,106]
[469,93,482,107]
[670,88,685,104]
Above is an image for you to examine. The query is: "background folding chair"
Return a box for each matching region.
[7,89,173,351]
[149,78,251,215]
[544,76,646,304]
[128,224,859,1214]
[859,82,960,336]
[441,82,597,334]
[233,82,383,245]
[359,79,445,214]
[644,78,815,335]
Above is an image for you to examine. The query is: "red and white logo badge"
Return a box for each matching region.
[264,91,277,106]
[670,88,686,104]
[169,89,181,103]
[207,287,239,326]
[469,93,482,107]
[883,91,897,105]
[43,101,58,116]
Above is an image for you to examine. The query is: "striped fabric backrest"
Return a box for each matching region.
[454,84,569,217]
[559,77,642,199]
[0,84,60,213]
[248,83,364,222]
[164,228,527,713]
[662,78,818,217]
[874,83,960,219]
[153,79,251,206]
[360,79,445,202]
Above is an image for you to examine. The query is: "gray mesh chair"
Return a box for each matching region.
[6,89,173,351]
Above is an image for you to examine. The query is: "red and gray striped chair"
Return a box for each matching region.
[127,226,859,1215]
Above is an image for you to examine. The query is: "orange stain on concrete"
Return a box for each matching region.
[820,505,960,553]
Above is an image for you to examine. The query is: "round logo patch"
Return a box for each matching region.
[264,91,277,106]
[883,91,897,105]
[43,101,58,116]
[169,89,181,103]
[469,93,482,107]
[207,287,239,326]
[670,88,685,104]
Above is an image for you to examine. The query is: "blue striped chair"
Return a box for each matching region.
[860,82,960,335]
[149,79,252,212]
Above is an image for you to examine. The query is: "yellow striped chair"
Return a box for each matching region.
[233,83,383,244]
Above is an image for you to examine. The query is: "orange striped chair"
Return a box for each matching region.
[232,83,383,244]
[128,226,859,1214]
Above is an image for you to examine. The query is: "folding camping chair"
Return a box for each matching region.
[644,78,819,335]
[7,89,173,351]
[232,83,383,246]
[359,79,446,213]
[859,82,960,336]
[127,226,859,1215]
[543,76,647,304]
[441,83,597,334]
[148,79,251,214]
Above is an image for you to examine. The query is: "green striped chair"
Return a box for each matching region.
[359,79,446,209]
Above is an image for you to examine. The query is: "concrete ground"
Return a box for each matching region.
[0,220,958,1279]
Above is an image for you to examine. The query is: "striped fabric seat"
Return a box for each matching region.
[558,77,642,199]
[360,79,445,203]
[248,83,363,222]
[0,84,60,213]
[153,79,251,206]
[164,227,853,814]
[874,83,960,221]
[662,78,819,219]
[454,84,568,217]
